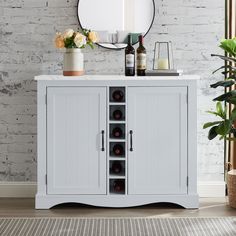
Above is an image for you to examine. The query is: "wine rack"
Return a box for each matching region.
[109,105,125,121]
[108,87,127,195]
[109,160,125,177]
[109,124,125,140]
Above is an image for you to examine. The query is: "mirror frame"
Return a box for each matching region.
[77,0,156,50]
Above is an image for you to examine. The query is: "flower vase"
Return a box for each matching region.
[63,48,84,76]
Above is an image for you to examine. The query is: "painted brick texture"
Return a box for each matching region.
[0,0,224,182]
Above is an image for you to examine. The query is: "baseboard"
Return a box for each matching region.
[0,182,37,198]
[197,181,226,197]
[0,181,226,198]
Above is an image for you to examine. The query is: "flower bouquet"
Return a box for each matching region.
[54,28,99,76]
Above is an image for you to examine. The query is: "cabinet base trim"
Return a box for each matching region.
[36,194,199,209]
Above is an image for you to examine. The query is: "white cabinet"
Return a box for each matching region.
[47,87,106,195]
[128,87,187,195]
[35,75,198,209]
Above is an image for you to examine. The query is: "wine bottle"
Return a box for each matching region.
[137,35,146,76]
[113,144,124,156]
[113,109,122,120]
[125,35,135,76]
[113,180,125,192]
[112,90,124,102]
[111,161,122,174]
[112,127,123,138]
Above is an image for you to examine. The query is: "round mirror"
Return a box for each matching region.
[77,0,155,50]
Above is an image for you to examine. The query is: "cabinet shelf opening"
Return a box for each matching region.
[109,105,125,121]
[109,160,125,177]
[109,179,125,195]
[109,142,126,158]
[109,124,126,140]
[109,87,126,103]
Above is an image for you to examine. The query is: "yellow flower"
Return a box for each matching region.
[62,29,74,39]
[88,31,99,43]
[54,33,65,48]
[74,33,87,48]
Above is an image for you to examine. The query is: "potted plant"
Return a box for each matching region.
[203,38,236,208]
[54,28,98,76]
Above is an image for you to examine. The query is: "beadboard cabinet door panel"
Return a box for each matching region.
[128,87,188,195]
[47,87,106,195]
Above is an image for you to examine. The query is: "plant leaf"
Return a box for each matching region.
[219,135,225,140]
[87,41,94,49]
[203,121,222,129]
[213,90,236,102]
[212,66,225,74]
[224,97,236,105]
[216,102,223,116]
[230,108,236,122]
[208,126,218,140]
[225,105,228,118]
[213,65,236,74]
[215,120,231,136]
[216,102,226,119]
[206,102,226,119]
[206,110,222,117]
[210,80,235,88]
[211,54,236,63]
[220,38,236,57]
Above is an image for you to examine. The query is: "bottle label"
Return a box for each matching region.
[126,54,134,68]
[137,53,146,70]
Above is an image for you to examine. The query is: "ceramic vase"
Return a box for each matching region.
[63,48,84,76]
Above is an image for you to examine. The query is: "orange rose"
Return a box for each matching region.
[88,31,99,43]
[54,33,65,48]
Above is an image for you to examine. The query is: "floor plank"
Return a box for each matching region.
[0,198,235,218]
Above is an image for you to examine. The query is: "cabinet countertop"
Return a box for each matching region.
[35,75,199,81]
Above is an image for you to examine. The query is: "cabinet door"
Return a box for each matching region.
[128,87,188,195]
[47,87,106,195]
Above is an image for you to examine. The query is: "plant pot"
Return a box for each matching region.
[228,169,236,208]
[63,48,84,76]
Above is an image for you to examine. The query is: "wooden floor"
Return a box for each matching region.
[0,198,235,218]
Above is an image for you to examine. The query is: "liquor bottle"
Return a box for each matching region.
[113,180,125,192]
[112,90,124,102]
[113,144,124,156]
[113,109,123,120]
[125,35,135,76]
[112,127,123,138]
[136,35,146,76]
[111,161,122,174]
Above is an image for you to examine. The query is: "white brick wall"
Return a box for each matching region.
[0,0,225,182]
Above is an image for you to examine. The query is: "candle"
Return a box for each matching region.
[157,58,169,70]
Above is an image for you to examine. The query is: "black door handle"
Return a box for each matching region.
[130,130,133,152]
[101,130,105,151]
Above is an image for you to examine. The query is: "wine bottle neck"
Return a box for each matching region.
[128,35,132,45]
[139,35,144,46]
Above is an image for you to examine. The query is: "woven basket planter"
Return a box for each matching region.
[228,170,236,208]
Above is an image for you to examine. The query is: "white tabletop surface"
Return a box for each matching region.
[35,75,199,81]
